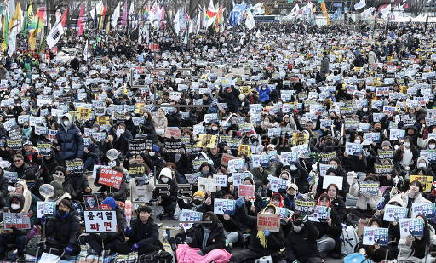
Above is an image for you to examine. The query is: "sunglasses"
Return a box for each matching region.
[14,159,23,163]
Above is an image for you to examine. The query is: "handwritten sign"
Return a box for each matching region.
[257,214,280,232]
[84,210,118,233]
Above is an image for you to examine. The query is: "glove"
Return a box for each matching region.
[65,244,74,255]
[264,230,271,236]
[235,197,245,208]
[131,243,140,251]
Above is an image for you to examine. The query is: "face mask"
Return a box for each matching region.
[293,225,302,233]
[331,165,337,170]
[202,170,209,175]
[289,165,297,171]
[117,129,125,135]
[404,142,410,148]
[193,199,202,205]
[211,126,218,131]
[417,163,426,169]
[429,144,435,149]
[63,120,70,127]
[354,140,361,144]
[11,203,20,210]
[363,108,368,112]
[149,152,156,157]
[161,177,169,183]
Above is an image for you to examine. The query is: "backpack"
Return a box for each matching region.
[341,225,359,255]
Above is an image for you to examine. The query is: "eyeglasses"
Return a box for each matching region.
[14,159,23,163]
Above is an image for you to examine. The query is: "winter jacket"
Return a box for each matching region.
[9,163,39,182]
[284,222,320,262]
[46,211,81,247]
[187,222,226,254]
[126,218,163,252]
[64,174,89,201]
[349,180,382,211]
[56,124,84,161]
[111,129,133,156]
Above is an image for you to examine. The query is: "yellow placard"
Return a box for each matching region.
[238,144,252,157]
[410,175,433,192]
[77,107,92,121]
[96,116,110,125]
[196,134,218,149]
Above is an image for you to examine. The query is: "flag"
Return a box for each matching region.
[2,15,9,51]
[111,2,121,28]
[8,2,23,56]
[24,1,34,32]
[205,0,217,28]
[121,1,128,25]
[83,40,89,61]
[99,3,107,30]
[77,4,85,36]
[46,9,68,49]
[244,10,255,30]
[354,0,366,10]
[320,2,330,25]
[174,9,183,35]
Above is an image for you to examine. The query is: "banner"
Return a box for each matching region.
[84,210,118,233]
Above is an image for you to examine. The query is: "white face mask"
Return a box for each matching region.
[404,142,410,148]
[117,129,125,135]
[161,177,169,183]
[11,203,20,210]
[63,120,70,127]
[293,225,302,233]
[149,152,156,157]
[417,163,426,169]
[429,144,435,149]
[211,126,218,131]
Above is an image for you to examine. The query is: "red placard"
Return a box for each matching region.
[98,168,123,189]
[257,214,280,232]
[238,185,255,198]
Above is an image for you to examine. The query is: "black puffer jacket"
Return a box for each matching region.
[285,222,320,262]
[126,218,162,253]
[186,222,226,254]
[55,117,84,161]
[46,210,81,247]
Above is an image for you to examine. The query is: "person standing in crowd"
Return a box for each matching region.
[55,114,84,161]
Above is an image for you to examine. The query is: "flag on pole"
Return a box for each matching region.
[121,1,128,26]
[8,2,23,56]
[204,0,217,28]
[77,4,85,36]
[320,2,330,25]
[112,2,121,28]
[2,14,9,51]
[46,9,68,49]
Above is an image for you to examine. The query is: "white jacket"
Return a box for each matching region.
[349,180,381,210]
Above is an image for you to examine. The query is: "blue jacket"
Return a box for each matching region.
[56,125,84,161]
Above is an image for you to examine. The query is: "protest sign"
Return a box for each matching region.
[214,198,236,215]
[163,139,183,153]
[6,139,22,150]
[98,168,124,189]
[295,199,316,213]
[399,218,425,238]
[389,129,405,140]
[238,185,255,198]
[84,210,118,233]
[37,143,52,157]
[197,177,216,193]
[359,182,380,196]
[268,176,288,192]
[37,202,56,218]
[383,205,409,222]
[322,175,343,190]
[179,209,203,230]
[278,207,294,219]
[66,159,84,175]
[257,214,280,232]
[129,139,147,155]
[83,195,100,210]
[374,164,394,174]
[410,175,433,192]
[377,150,394,159]
[3,171,18,184]
[319,163,332,177]
[196,134,218,148]
[345,142,363,156]
[185,173,201,184]
[227,158,245,173]
[232,172,253,187]
[318,152,337,163]
[411,203,435,218]
[363,227,388,245]
[308,206,331,222]
[214,174,228,187]
[128,163,146,177]
[3,213,32,230]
